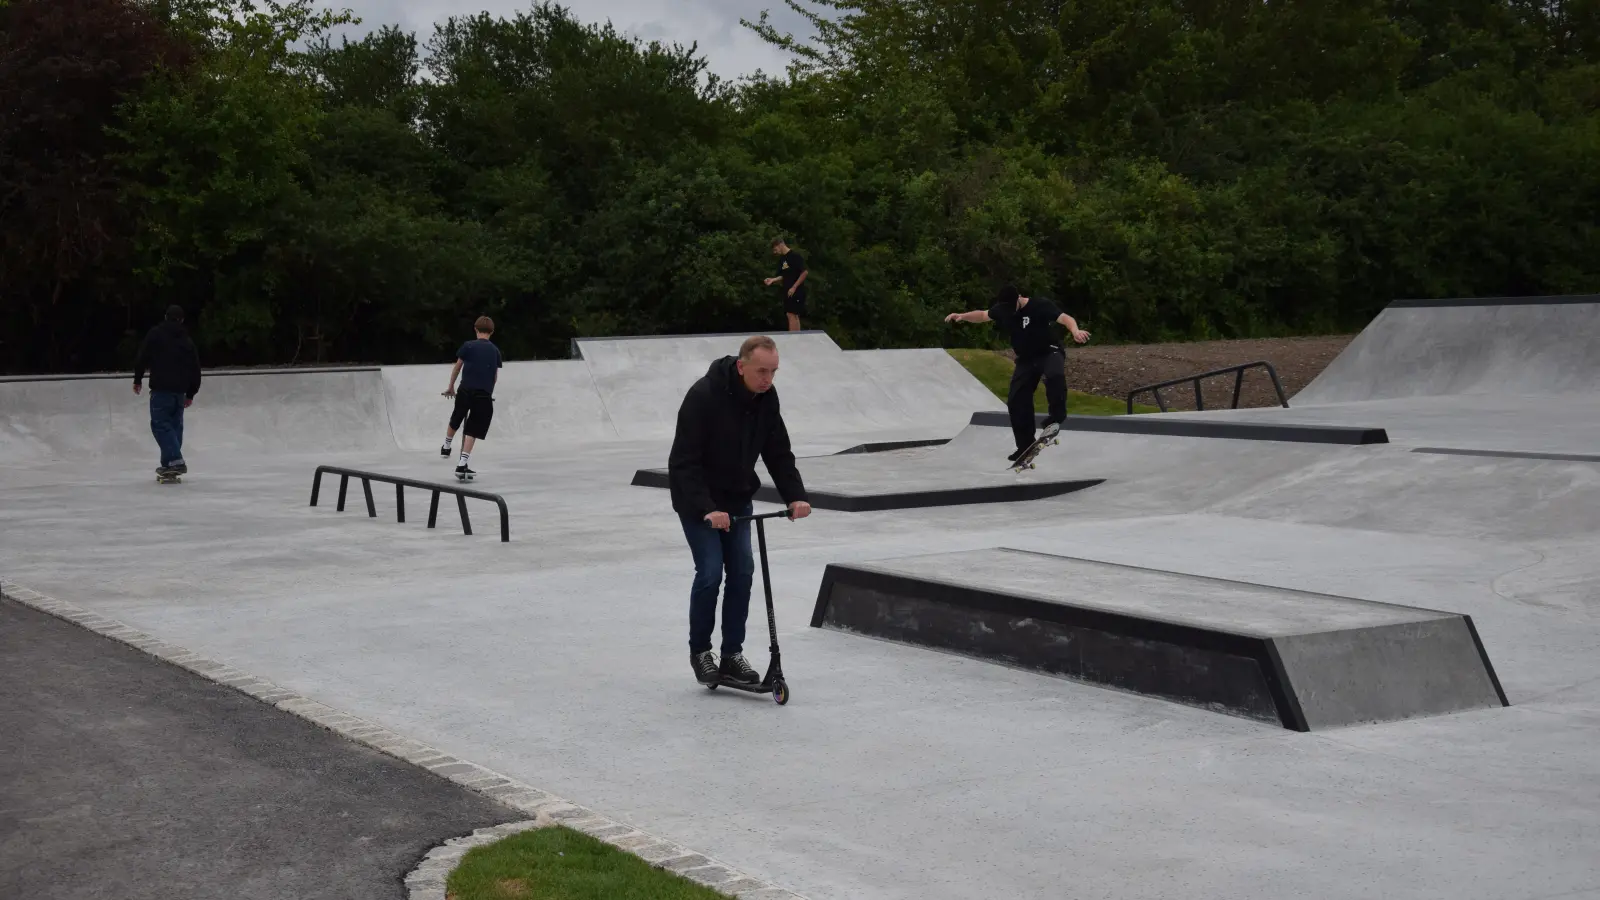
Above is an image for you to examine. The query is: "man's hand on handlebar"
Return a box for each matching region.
[788,501,812,520]
[704,511,731,531]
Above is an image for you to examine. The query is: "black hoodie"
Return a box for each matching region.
[668,356,807,517]
[133,320,202,398]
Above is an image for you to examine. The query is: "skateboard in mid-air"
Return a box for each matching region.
[1008,423,1060,473]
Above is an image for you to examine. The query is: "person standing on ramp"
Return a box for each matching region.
[763,238,808,332]
[441,316,502,481]
[945,285,1091,461]
[132,305,202,479]
[668,335,812,687]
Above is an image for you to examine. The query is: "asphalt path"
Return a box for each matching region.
[0,597,519,900]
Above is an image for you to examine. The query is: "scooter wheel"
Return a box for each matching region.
[772,680,789,706]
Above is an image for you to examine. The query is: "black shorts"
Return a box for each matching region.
[784,291,808,316]
[449,389,494,439]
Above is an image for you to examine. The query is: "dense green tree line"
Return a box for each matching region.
[2,0,1596,372]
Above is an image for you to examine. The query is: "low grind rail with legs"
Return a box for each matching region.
[1126,360,1289,414]
[309,465,510,542]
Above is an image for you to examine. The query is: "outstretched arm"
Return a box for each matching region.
[944,309,992,324]
[1057,313,1091,343]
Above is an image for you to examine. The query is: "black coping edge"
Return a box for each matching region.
[810,563,1307,731]
[1387,294,1599,308]
[570,330,829,359]
[1462,615,1511,707]
[630,468,1103,512]
[834,438,951,455]
[969,411,1390,445]
[1412,447,1600,464]
[0,366,381,384]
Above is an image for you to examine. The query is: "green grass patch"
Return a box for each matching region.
[945,348,1159,416]
[445,826,734,900]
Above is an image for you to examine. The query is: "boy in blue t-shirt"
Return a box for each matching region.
[441,316,503,480]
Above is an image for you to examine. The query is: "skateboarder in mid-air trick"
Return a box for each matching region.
[441,316,502,481]
[945,285,1091,464]
[132,305,202,482]
[668,335,812,687]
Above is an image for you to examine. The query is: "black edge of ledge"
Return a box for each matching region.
[968,411,1389,446]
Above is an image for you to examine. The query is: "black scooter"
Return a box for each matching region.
[705,509,793,705]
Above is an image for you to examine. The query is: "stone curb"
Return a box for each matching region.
[0,579,809,900]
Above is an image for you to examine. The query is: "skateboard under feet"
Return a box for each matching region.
[1008,425,1060,473]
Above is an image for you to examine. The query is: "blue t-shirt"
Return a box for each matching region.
[456,339,502,394]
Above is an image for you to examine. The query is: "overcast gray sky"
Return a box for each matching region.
[336,0,813,80]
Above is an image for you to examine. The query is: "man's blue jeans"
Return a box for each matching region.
[679,503,754,655]
[149,391,185,468]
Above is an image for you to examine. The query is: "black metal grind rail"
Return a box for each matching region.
[1127,360,1289,414]
[309,466,509,542]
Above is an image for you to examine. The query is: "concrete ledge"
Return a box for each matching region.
[810,550,1507,731]
[969,411,1389,445]
[630,468,1103,512]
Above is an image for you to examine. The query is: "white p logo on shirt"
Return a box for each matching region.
[1022,316,1030,328]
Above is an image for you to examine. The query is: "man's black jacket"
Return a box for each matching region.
[133,321,202,398]
[668,356,807,518]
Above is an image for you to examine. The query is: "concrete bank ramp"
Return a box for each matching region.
[573,332,999,441]
[1296,295,1600,404]
[383,361,618,451]
[0,368,392,461]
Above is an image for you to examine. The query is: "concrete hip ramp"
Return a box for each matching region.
[1295,295,1600,405]
[572,331,999,442]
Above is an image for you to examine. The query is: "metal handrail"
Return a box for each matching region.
[309,465,510,542]
[1126,360,1289,414]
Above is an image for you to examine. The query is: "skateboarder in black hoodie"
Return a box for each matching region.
[668,335,812,686]
[132,305,203,477]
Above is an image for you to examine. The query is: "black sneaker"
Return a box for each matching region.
[455,464,475,481]
[691,650,719,685]
[1007,446,1027,463]
[170,460,188,475]
[719,652,760,686]
[440,444,452,458]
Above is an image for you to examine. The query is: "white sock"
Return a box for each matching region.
[443,436,453,447]
[458,452,470,467]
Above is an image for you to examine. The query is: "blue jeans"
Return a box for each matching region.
[679,503,754,655]
[149,391,185,468]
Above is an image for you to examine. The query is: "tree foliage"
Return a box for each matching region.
[1,0,1596,372]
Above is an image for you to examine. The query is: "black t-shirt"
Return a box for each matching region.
[779,251,807,301]
[988,297,1064,360]
[455,339,503,394]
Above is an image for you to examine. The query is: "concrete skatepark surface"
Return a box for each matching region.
[3,314,1600,899]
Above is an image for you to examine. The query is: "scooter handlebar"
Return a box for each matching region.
[730,510,795,524]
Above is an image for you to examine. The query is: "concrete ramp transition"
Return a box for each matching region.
[1296,294,1600,404]
[0,332,1001,462]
